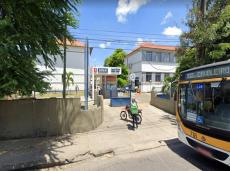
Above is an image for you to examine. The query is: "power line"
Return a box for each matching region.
[73,36,180,43]
[75,40,178,47]
[62,47,133,52]
[72,28,175,37]
[92,46,133,51]
[70,32,179,41]
[75,37,180,43]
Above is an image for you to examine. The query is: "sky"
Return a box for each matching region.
[70,0,192,67]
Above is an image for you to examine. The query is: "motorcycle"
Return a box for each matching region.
[120,105,142,124]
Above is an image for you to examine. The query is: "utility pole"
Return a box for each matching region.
[84,38,89,110]
[62,22,67,99]
[92,67,95,103]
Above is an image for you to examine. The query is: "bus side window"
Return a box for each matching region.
[174,90,177,101]
[179,86,187,118]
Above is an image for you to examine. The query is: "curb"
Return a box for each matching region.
[2,139,180,170]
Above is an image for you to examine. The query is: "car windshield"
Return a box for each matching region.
[179,80,230,131]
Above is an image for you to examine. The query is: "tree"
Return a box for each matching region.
[65,72,74,93]
[104,49,129,87]
[175,0,230,78]
[162,76,173,94]
[0,0,80,97]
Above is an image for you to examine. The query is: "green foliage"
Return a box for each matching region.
[0,57,50,97]
[65,72,74,91]
[104,49,129,87]
[117,78,128,88]
[0,0,80,97]
[162,76,174,94]
[175,0,230,80]
[175,48,198,77]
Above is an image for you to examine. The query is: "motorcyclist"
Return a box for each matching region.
[130,98,138,129]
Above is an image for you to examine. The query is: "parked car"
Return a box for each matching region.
[124,84,135,92]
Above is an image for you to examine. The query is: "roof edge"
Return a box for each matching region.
[126,42,177,58]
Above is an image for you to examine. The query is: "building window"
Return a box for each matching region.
[170,54,176,63]
[128,64,132,69]
[152,52,156,62]
[155,52,161,62]
[162,53,170,63]
[155,73,161,82]
[144,51,152,61]
[146,72,152,82]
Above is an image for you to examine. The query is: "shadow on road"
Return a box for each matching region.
[164,138,229,171]
[127,124,135,131]
[121,118,133,123]
[0,135,75,170]
[160,114,177,125]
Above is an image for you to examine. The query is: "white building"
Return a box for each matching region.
[38,40,88,92]
[125,42,177,92]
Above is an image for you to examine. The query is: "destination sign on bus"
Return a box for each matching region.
[183,65,230,80]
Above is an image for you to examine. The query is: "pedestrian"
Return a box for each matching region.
[98,86,102,95]
[130,98,138,129]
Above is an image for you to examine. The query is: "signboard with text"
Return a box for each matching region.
[92,67,121,75]
[181,63,230,80]
[98,68,108,74]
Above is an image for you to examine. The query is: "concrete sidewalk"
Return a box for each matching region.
[0,98,177,170]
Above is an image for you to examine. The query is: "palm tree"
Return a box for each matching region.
[65,72,74,94]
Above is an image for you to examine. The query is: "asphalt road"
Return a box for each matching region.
[50,139,229,171]
[42,93,229,171]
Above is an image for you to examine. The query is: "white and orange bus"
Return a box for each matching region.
[176,60,230,166]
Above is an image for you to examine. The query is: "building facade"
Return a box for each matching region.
[125,42,177,92]
[38,40,88,92]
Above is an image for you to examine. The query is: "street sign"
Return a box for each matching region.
[129,73,136,82]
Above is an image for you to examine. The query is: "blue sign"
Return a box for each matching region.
[98,68,108,73]
[196,116,204,124]
[196,84,204,89]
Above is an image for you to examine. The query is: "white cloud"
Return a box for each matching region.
[99,42,111,49]
[135,38,155,46]
[116,0,150,23]
[106,42,111,46]
[136,37,144,45]
[162,26,182,36]
[161,11,173,25]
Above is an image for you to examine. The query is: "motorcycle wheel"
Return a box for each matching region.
[120,111,127,120]
[136,114,142,124]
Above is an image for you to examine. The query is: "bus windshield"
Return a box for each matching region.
[179,80,230,131]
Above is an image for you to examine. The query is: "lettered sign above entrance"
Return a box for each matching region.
[92,67,121,75]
